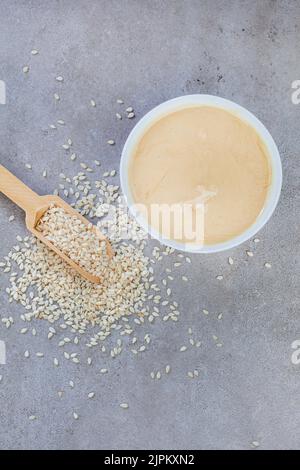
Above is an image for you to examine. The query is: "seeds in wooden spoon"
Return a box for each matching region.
[36,205,109,278]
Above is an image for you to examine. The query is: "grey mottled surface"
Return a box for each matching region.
[0,0,299,450]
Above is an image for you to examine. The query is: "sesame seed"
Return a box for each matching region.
[251,441,260,448]
[120,403,129,409]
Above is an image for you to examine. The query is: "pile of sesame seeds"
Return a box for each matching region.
[1,164,182,349]
[4,235,151,337]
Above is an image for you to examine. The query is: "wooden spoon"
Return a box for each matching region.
[0,165,113,284]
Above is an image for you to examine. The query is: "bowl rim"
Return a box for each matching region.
[120,94,282,253]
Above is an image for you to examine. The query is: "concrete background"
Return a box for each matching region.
[0,0,299,450]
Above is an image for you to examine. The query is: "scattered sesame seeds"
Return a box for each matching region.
[8,215,15,222]
[25,163,32,170]
[246,250,254,257]
[28,415,36,421]
[31,49,39,55]
[117,99,124,104]
[90,99,96,107]
[264,262,272,268]
[107,139,115,145]
[88,392,95,399]
[22,65,29,73]
[56,76,64,82]
[73,412,79,420]
[228,257,234,265]
[180,346,187,352]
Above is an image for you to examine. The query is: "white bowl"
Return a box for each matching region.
[120,95,282,253]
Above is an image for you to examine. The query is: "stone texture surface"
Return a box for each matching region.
[0,0,299,450]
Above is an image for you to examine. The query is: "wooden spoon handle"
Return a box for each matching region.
[0,165,41,215]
